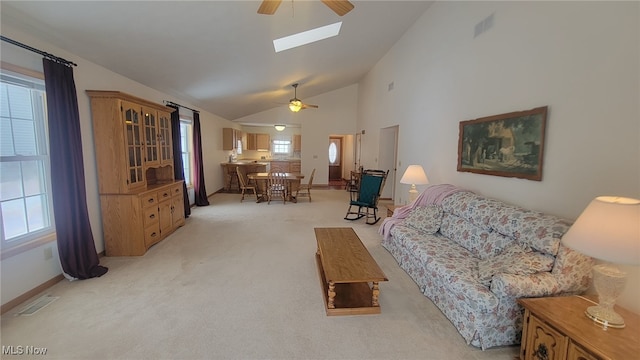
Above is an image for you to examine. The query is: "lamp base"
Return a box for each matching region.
[408,186,418,203]
[585,305,625,328]
[587,263,627,329]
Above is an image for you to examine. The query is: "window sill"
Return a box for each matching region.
[1,232,57,260]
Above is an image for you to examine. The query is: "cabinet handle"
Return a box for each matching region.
[148,198,154,204]
[149,214,155,219]
[533,343,549,360]
[150,232,157,237]
[163,193,169,198]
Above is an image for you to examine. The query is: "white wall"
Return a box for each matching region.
[0,24,235,306]
[358,1,639,313]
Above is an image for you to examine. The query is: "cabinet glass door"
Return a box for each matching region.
[143,107,159,165]
[158,111,173,165]
[122,101,144,187]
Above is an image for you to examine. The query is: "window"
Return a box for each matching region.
[272,139,291,155]
[0,69,54,250]
[180,120,192,187]
[236,138,242,155]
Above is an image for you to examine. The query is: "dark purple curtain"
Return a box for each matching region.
[43,58,107,279]
[193,112,209,206]
[169,105,191,218]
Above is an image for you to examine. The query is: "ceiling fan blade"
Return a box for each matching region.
[301,103,319,109]
[258,0,282,15]
[321,0,354,16]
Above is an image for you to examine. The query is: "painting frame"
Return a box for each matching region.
[457,106,548,181]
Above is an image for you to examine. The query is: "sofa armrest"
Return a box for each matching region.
[490,272,561,298]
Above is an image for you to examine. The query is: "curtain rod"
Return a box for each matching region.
[164,100,199,114]
[1,35,77,67]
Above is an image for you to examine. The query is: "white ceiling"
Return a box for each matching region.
[1,1,433,121]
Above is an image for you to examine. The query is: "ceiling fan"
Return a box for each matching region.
[258,0,354,17]
[288,83,318,112]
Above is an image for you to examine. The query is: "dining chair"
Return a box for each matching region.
[236,167,257,202]
[225,164,240,192]
[295,168,315,202]
[267,172,287,204]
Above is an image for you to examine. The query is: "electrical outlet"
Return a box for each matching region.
[43,247,53,260]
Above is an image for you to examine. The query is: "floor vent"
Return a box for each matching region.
[16,295,59,316]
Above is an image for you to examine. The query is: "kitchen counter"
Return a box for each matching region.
[220,162,268,191]
[221,160,270,165]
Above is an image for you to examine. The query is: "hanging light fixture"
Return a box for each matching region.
[274,124,286,131]
[288,100,302,113]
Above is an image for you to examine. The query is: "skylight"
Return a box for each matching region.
[273,22,342,53]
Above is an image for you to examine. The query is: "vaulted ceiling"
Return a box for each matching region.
[1,1,433,120]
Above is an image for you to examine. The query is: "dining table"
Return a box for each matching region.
[246,172,305,203]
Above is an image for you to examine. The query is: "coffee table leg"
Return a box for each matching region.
[328,281,336,309]
[372,282,380,307]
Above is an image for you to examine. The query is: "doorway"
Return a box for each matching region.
[328,137,342,182]
[378,126,398,201]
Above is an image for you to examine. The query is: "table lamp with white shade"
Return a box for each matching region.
[561,196,640,328]
[400,165,429,203]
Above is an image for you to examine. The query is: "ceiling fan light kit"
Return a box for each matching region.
[288,83,318,112]
[274,124,286,131]
[288,100,302,113]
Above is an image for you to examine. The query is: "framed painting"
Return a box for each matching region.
[457,106,548,181]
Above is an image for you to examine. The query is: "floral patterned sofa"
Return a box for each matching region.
[380,186,593,349]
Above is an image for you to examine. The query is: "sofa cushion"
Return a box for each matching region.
[440,213,512,259]
[404,205,443,234]
[440,191,504,230]
[478,242,555,286]
[490,207,571,256]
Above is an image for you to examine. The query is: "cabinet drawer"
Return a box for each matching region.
[170,183,182,196]
[140,192,158,208]
[524,315,568,360]
[567,341,600,360]
[290,162,301,172]
[158,188,172,202]
[143,206,159,226]
[144,223,161,247]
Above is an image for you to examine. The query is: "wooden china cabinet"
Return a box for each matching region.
[87,90,185,256]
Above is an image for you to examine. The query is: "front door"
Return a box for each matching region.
[328,137,342,181]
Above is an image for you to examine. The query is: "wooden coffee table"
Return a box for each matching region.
[314,227,388,316]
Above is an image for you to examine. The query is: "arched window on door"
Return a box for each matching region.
[329,141,339,165]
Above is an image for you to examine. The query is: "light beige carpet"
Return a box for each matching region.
[1,190,519,360]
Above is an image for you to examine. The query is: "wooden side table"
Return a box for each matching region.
[386,204,401,217]
[518,295,639,360]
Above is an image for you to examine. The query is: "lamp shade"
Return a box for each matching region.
[561,196,640,265]
[274,124,286,131]
[400,165,429,185]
